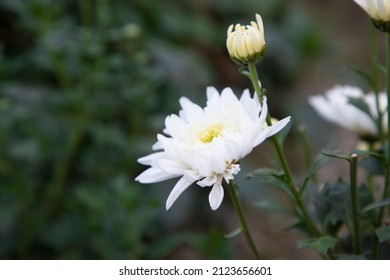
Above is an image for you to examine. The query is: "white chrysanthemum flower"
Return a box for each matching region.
[136,87,291,211]
[354,0,390,31]
[226,14,266,65]
[308,85,387,139]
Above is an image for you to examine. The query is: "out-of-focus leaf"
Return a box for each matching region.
[297,236,338,255]
[375,226,390,243]
[359,156,385,176]
[224,228,243,239]
[348,97,373,121]
[322,150,351,161]
[253,199,290,213]
[347,66,375,89]
[315,180,350,228]
[362,198,390,213]
[246,168,291,197]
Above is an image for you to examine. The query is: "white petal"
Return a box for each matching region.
[179,97,204,123]
[259,97,268,126]
[197,175,217,187]
[166,177,194,210]
[137,152,165,165]
[156,159,185,175]
[152,141,163,150]
[354,0,369,11]
[378,0,387,20]
[253,116,291,146]
[135,167,179,184]
[256,13,264,35]
[208,177,224,210]
[165,114,186,138]
[206,86,220,104]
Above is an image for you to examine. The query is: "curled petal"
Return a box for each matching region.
[166,177,194,210]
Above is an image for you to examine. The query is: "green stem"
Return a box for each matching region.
[371,24,384,143]
[350,154,362,255]
[228,181,262,260]
[247,63,321,238]
[298,125,314,172]
[378,32,390,234]
[248,63,265,101]
[387,33,390,164]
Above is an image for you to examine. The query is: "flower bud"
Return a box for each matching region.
[354,0,390,32]
[226,14,266,65]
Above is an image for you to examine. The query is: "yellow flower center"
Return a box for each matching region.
[198,124,223,143]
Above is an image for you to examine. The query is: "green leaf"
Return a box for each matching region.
[359,156,385,176]
[321,150,351,161]
[348,97,373,120]
[253,199,289,213]
[362,198,390,213]
[315,180,350,227]
[306,153,329,179]
[246,167,285,178]
[246,168,291,197]
[284,220,307,232]
[346,66,375,88]
[373,57,387,75]
[275,117,293,146]
[224,228,243,239]
[239,67,251,79]
[375,226,390,243]
[297,236,338,255]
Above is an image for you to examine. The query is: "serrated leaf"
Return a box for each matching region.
[315,180,350,229]
[375,226,390,243]
[224,228,243,239]
[362,198,390,213]
[297,236,338,255]
[275,118,293,146]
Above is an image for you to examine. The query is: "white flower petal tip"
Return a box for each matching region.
[226,14,266,65]
[353,0,390,31]
[165,177,194,210]
[308,85,386,139]
[208,179,224,211]
[136,87,291,210]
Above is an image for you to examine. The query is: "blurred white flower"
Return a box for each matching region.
[226,14,266,65]
[136,87,291,210]
[308,85,387,138]
[354,0,390,31]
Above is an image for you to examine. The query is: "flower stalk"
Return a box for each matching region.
[350,154,362,255]
[228,181,262,259]
[370,24,384,143]
[247,62,321,238]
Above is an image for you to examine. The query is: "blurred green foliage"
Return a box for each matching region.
[0,0,325,259]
